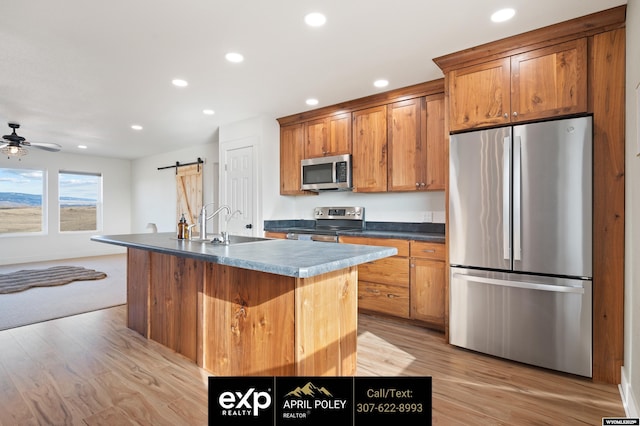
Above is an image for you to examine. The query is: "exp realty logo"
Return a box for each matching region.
[277,378,352,424]
[209,377,275,425]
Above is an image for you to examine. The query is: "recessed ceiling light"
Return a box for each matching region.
[172,79,188,87]
[78,145,87,149]
[374,79,389,88]
[203,109,215,115]
[306,98,319,106]
[491,8,516,23]
[225,52,244,63]
[131,124,143,130]
[305,12,326,27]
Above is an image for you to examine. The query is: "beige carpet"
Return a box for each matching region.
[0,266,107,294]
[0,254,126,330]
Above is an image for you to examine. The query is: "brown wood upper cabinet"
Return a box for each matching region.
[448,38,587,132]
[280,123,316,196]
[305,113,352,157]
[352,105,388,192]
[388,94,445,191]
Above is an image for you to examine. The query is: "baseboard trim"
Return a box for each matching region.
[620,366,639,417]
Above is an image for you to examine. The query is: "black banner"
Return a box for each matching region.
[208,376,432,426]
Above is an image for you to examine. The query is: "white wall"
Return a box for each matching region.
[622,0,640,417]
[130,141,218,234]
[0,149,132,265]
[220,115,296,236]
[284,191,446,223]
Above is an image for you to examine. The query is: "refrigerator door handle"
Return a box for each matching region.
[451,273,585,294]
[513,135,522,261]
[503,136,510,261]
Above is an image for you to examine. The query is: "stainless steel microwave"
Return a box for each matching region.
[301,154,352,191]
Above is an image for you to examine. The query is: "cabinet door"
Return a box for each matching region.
[305,118,327,158]
[424,94,446,190]
[280,124,311,195]
[327,113,352,155]
[410,258,445,328]
[352,105,387,192]
[511,38,587,122]
[305,114,352,157]
[388,98,422,191]
[449,57,511,131]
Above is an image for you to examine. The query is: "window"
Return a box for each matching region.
[59,171,102,232]
[0,167,45,234]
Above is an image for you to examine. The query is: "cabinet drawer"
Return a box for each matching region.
[264,231,287,239]
[358,281,409,318]
[410,241,445,260]
[339,236,409,257]
[358,257,409,287]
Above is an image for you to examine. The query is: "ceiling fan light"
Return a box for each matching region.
[1,145,28,157]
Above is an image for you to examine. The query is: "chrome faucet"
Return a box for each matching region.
[198,203,231,241]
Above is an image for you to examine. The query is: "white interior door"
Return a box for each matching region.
[223,145,254,236]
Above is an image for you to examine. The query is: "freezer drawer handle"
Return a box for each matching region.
[452,273,585,294]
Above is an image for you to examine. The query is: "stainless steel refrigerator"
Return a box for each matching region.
[448,116,593,377]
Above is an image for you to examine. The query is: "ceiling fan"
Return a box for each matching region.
[1,122,62,158]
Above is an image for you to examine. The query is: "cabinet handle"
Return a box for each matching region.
[415,183,420,187]
[420,182,426,187]
[512,111,518,117]
[504,113,509,119]
[422,249,436,253]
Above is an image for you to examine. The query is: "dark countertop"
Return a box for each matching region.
[91,232,397,278]
[264,220,446,243]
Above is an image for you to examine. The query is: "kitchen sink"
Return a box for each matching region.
[212,235,271,245]
[175,235,271,244]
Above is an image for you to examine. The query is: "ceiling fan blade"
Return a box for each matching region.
[28,142,62,152]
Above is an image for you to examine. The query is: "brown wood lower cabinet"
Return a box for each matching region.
[264,231,287,239]
[410,241,446,330]
[339,235,445,330]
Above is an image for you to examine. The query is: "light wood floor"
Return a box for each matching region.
[0,304,625,425]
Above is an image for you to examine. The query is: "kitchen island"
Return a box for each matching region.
[91,232,397,376]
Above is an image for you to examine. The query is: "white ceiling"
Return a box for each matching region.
[0,0,626,160]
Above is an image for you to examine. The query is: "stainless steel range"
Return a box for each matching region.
[285,206,364,243]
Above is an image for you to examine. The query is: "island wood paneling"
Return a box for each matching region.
[589,27,626,384]
[295,266,358,376]
[148,252,201,362]
[202,264,296,376]
[127,248,150,337]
